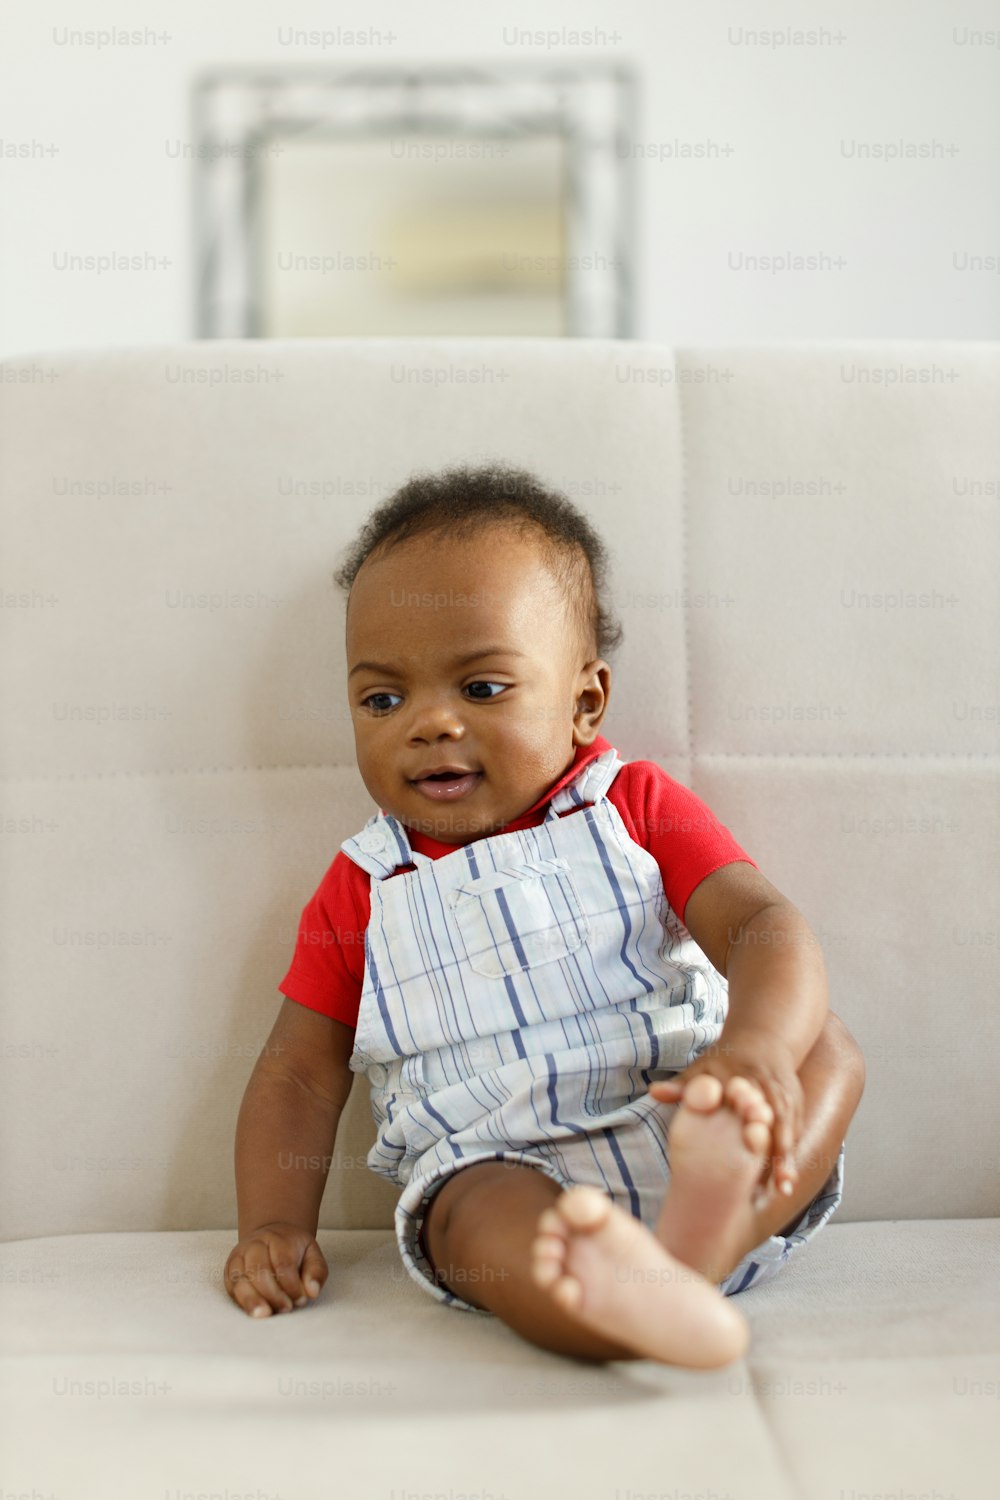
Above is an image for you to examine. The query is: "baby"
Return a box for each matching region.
[226,463,865,1367]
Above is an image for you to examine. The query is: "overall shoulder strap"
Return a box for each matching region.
[545,746,627,819]
[340,811,421,880]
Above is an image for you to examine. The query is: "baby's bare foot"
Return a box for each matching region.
[529,1185,749,1369]
[655,1074,772,1285]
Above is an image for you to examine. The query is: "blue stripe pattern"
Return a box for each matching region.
[342,747,845,1314]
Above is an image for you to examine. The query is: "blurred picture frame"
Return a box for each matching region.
[193,63,636,339]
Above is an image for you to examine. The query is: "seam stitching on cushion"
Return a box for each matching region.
[676,348,695,781]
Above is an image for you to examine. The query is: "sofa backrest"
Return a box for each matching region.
[2,338,997,1239]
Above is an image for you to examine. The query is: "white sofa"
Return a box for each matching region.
[1,338,997,1500]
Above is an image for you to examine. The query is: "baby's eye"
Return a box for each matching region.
[359,682,507,715]
[360,692,401,714]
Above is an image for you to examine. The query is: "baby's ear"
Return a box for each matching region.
[573,660,612,733]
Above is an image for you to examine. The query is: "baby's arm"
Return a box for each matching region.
[226,999,356,1316]
[650,862,829,1194]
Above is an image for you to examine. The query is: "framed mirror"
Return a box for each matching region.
[193,64,636,339]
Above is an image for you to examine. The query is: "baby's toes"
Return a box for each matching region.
[552,1183,614,1232]
[530,1237,565,1288]
[536,1205,569,1240]
[741,1120,771,1156]
[681,1073,725,1113]
[530,1205,571,1288]
[725,1076,773,1124]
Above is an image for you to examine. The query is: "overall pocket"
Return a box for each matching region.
[448,857,590,979]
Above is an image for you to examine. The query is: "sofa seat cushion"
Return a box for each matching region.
[2,1220,996,1500]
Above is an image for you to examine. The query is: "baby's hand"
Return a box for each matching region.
[224,1222,328,1318]
[648,1034,803,1199]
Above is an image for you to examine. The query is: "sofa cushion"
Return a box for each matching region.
[2,340,998,1240]
[1,1219,996,1499]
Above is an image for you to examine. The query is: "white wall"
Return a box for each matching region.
[1,0,999,360]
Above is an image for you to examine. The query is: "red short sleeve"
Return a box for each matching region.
[607,761,759,926]
[277,851,369,1028]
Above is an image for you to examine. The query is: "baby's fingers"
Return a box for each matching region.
[768,1092,803,1194]
[243,1242,294,1314]
[226,1254,274,1319]
[649,1073,724,1111]
[267,1242,313,1308]
[300,1241,327,1301]
[647,1076,684,1101]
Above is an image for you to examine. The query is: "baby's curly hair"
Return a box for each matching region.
[332,461,624,663]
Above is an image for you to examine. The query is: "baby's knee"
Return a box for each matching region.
[429,1160,560,1246]
[819,1010,866,1098]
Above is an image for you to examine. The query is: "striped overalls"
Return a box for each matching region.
[342,747,845,1314]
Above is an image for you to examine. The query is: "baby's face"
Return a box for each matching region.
[345,529,610,843]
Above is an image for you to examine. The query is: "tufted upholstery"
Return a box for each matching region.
[1,339,996,1498]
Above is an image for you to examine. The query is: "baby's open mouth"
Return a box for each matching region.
[410,770,483,800]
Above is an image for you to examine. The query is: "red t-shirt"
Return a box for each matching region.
[278,735,759,1028]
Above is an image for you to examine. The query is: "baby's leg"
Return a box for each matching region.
[532,1011,864,1344]
[656,1010,864,1283]
[422,1160,747,1367]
